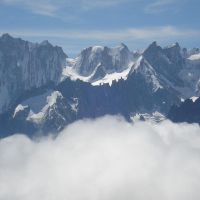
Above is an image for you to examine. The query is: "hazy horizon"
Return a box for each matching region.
[0,0,199,56]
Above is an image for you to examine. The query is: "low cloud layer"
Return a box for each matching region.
[1,116,200,200]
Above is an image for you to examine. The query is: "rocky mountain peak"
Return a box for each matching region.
[72,44,133,78]
[1,33,12,40]
[40,40,52,46]
[0,35,67,114]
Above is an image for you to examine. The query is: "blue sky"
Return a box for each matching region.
[0,0,199,57]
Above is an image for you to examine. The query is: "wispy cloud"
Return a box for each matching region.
[1,26,199,56]
[0,0,61,16]
[145,0,186,14]
[1,26,199,41]
[0,0,131,16]
[80,0,130,10]
[0,0,188,17]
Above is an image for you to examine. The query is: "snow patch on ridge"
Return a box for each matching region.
[62,57,135,86]
[190,96,199,102]
[131,112,166,123]
[92,64,133,86]
[13,104,29,118]
[16,91,63,124]
[91,46,104,53]
[27,91,63,124]
[188,53,200,61]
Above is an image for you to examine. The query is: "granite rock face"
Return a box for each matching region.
[0,34,67,114]
[168,97,200,124]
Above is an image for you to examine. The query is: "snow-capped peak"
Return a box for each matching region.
[63,43,135,83]
[91,46,105,53]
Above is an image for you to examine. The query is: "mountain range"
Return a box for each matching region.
[0,33,200,138]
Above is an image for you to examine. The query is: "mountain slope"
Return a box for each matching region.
[0,33,67,114]
[0,34,200,137]
[63,41,200,99]
[63,43,136,84]
[168,97,200,123]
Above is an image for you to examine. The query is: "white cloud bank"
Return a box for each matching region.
[1,116,200,200]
